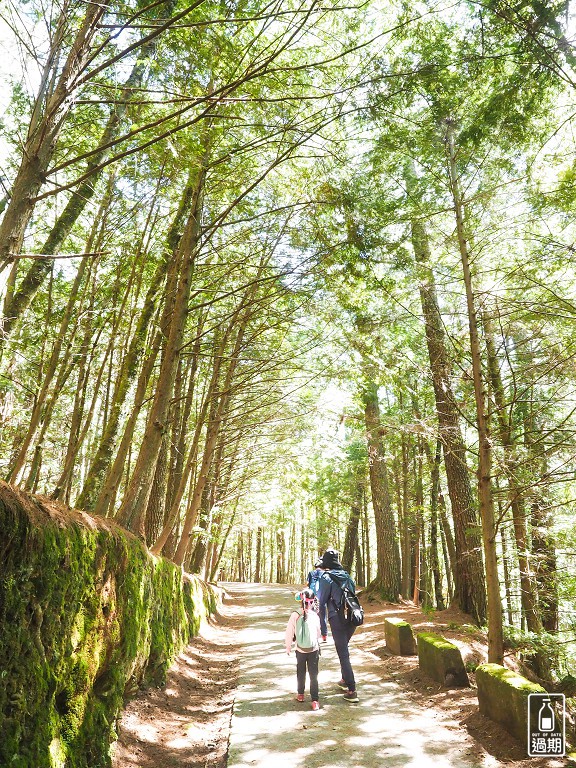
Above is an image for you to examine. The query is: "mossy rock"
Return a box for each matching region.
[0,480,219,768]
[476,663,546,744]
[417,631,469,687]
[385,617,417,656]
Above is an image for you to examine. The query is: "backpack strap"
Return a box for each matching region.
[327,571,344,613]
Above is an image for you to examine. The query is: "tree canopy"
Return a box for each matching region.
[2,0,576,678]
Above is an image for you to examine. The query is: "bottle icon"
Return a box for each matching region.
[539,698,554,731]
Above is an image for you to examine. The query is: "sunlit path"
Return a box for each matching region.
[225,583,487,768]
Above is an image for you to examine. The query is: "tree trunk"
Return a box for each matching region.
[362,379,401,600]
[342,481,363,573]
[145,431,169,545]
[400,437,412,598]
[254,527,263,583]
[5,171,115,483]
[1,46,154,342]
[209,508,237,582]
[407,163,486,624]
[76,176,196,511]
[6,259,90,483]
[0,2,109,267]
[516,337,559,636]
[500,523,515,626]
[429,440,446,610]
[150,327,227,556]
[446,123,502,663]
[482,310,549,672]
[116,155,208,537]
[94,330,162,517]
[276,530,286,583]
[171,336,242,565]
[412,441,424,605]
[363,495,371,585]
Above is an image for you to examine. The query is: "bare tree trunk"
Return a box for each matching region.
[363,495,371,585]
[188,404,226,575]
[209,507,237,582]
[151,329,226,555]
[166,318,204,515]
[5,172,114,483]
[362,378,401,600]
[408,179,486,624]
[50,327,109,502]
[439,492,455,601]
[287,519,296,583]
[400,436,412,598]
[429,440,446,610]
[446,123,502,663]
[500,524,515,626]
[421,524,432,610]
[276,530,286,583]
[254,527,263,583]
[171,275,264,565]
[145,431,169,545]
[342,481,363,573]
[6,264,90,483]
[171,362,235,564]
[412,441,423,605]
[238,535,246,582]
[516,337,559,636]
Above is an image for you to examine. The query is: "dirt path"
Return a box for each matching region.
[112,583,569,768]
[111,587,245,768]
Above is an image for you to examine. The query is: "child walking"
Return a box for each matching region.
[285,588,322,710]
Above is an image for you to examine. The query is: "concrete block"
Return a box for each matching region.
[385,617,417,655]
[417,631,469,687]
[476,663,546,743]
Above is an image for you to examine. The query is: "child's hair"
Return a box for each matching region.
[300,588,315,620]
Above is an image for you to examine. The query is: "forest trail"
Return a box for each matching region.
[114,583,563,768]
[227,582,486,768]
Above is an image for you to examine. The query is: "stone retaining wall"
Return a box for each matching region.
[0,480,219,768]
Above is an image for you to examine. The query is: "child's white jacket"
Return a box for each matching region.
[285,609,321,653]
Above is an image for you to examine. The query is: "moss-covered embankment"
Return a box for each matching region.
[0,480,219,768]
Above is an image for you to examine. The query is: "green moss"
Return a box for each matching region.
[0,484,219,768]
[417,631,458,651]
[476,663,547,743]
[386,617,410,628]
[477,663,545,693]
[417,631,469,686]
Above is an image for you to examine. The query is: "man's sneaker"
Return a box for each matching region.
[296,694,304,702]
[311,700,320,711]
[343,690,359,703]
[322,635,327,642]
[337,679,347,690]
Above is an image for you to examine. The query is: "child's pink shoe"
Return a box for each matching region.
[296,694,304,702]
[311,700,320,711]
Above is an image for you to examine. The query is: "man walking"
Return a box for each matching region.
[317,548,359,702]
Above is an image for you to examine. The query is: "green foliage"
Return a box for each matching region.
[503,625,571,676]
[2,0,576,697]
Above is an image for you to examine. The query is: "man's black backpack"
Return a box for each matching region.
[328,571,364,626]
